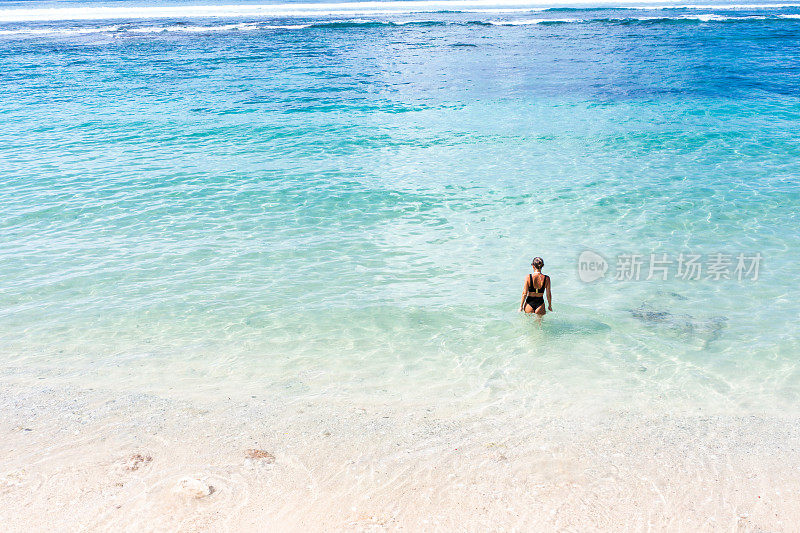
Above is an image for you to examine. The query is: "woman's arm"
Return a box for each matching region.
[519,278,529,311]
[545,276,553,311]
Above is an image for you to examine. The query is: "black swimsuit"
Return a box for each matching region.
[525,273,546,310]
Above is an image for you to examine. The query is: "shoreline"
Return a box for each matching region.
[2,380,798,531]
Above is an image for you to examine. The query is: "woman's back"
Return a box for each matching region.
[520,257,552,316]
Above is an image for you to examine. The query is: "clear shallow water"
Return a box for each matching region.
[1,0,799,415]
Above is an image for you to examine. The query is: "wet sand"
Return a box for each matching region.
[2,381,798,532]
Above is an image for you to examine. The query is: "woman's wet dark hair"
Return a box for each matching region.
[532,257,544,269]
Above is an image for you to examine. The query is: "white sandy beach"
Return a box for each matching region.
[2,380,798,531]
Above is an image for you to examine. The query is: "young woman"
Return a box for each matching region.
[519,257,553,316]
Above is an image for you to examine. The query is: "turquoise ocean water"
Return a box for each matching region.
[1,0,799,415]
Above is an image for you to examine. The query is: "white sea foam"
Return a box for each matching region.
[1,0,798,22]
[127,22,261,33]
[687,12,726,18]
[487,17,579,23]
[262,23,315,28]
[463,7,550,11]
[486,12,774,22]
[629,2,800,8]
[0,12,786,36]
[0,25,121,36]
